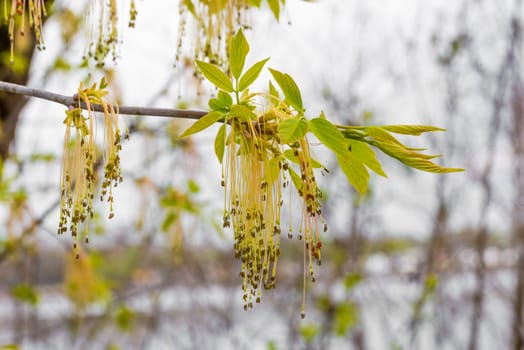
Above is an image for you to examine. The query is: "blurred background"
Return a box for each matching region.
[0,0,522,349]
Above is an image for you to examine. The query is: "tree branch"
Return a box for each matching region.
[0,80,208,120]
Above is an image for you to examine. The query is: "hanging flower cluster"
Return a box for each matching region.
[2,0,47,63]
[176,0,285,70]
[180,29,463,317]
[179,29,329,316]
[58,78,125,258]
[85,0,119,66]
[222,101,327,314]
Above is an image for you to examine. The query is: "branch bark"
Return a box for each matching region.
[0,80,208,120]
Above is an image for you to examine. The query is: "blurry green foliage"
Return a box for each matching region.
[105,343,120,350]
[343,272,363,290]
[11,283,39,306]
[266,340,278,350]
[412,274,440,322]
[334,301,359,336]
[115,305,135,332]
[29,152,56,162]
[0,345,19,350]
[300,322,320,343]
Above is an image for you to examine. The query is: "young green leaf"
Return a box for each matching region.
[265,157,281,185]
[364,126,404,146]
[230,29,250,80]
[269,68,303,112]
[238,57,270,91]
[217,90,233,106]
[214,124,226,163]
[196,60,234,92]
[229,104,256,119]
[209,91,233,112]
[278,118,309,144]
[182,0,197,16]
[310,117,371,193]
[208,98,228,112]
[382,125,446,136]
[284,149,324,168]
[375,140,464,173]
[337,154,370,195]
[267,0,281,20]
[269,80,280,99]
[349,140,387,177]
[309,117,348,156]
[179,111,224,138]
[287,167,303,193]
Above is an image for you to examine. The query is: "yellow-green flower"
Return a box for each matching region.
[58,79,124,257]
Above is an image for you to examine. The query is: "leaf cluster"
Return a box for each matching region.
[179,29,463,313]
[182,29,463,195]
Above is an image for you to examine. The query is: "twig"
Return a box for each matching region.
[0,80,207,120]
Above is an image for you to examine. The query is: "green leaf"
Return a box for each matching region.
[375,140,464,173]
[278,118,309,144]
[229,104,256,119]
[310,117,370,193]
[179,111,224,138]
[364,126,404,146]
[349,140,387,177]
[208,98,228,112]
[196,60,234,92]
[209,91,232,112]
[267,0,281,20]
[382,125,446,136]
[337,155,369,194]
[269,81,279,99]
[287,167,303,193]
[309,117,348,156]
[214,124,226,163]
[183,0,197,16]
[230,29,250,80]
[269,68,303,112]
[218,90,233,106]
[283,150,324,168]
[249,0,262,6]
[239,57,270,91]
[265,157,281,185]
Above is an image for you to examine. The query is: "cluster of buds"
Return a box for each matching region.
[128,0,137,28]
[3,0,47,63]
[176,0,251,70]
[86,0,119,66]
[222,104,326,314]
[58,106,96,257]
[183,29,335,316]
[58,79,125,258]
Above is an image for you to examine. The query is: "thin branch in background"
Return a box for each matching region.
[0,80,207,120]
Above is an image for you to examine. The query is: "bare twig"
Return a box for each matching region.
[0,80,207,120]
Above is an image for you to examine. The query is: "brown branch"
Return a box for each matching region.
[0,80,208,120]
